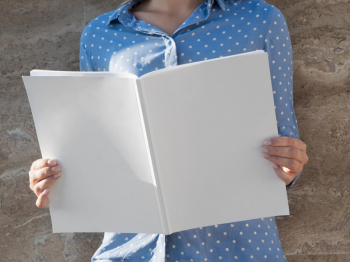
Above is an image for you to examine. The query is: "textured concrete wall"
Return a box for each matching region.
[0,0,349,261]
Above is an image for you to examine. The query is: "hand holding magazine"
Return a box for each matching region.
[22,50,289,234]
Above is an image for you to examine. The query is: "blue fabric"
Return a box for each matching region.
[80,0,300,261]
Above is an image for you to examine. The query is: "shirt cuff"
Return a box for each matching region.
[286,171,302,190]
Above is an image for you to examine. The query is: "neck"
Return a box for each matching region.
[131,0,207,35]
[141,0,206,14]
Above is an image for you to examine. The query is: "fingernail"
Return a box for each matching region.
[263,140,272,145]
[43,188,49,195]
[47,159,56,165]
[261,147,269,153]
[273,164,279,170]
[53,173,61,179]
[263,153,270,158]
[51,166,60,172]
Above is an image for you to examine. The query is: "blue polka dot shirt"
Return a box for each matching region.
[80,0,300,261]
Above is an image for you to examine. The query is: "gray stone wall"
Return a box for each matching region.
[0,0,349,261]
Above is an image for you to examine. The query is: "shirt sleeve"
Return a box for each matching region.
[264,7,301,189]
[79,33,94,71]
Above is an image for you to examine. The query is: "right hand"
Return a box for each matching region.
[29,159,61,208]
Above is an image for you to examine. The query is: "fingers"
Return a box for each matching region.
[272,164,295,186]
[30,165,61,185]
[263,153,303,175]
[32,173,61,197]
[36,188,50,208]
[29,158,61,209]
[29,159,60,190]
[261,146,306,164]
[264,137,307,151]
[31,158,57,171]
[261,137,308,177]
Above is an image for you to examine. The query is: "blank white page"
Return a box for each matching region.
[30,70,137,79]
[23,76,163,233]
[138,52,289,234]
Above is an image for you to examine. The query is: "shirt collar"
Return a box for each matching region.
[107,0,227,25]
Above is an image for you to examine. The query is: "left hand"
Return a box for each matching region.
[261,137,308,186]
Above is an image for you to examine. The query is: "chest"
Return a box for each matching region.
[85,10,268,76]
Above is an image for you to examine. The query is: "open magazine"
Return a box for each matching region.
[22,50,289,234]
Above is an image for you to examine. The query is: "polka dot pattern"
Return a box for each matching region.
[84,0,298,261]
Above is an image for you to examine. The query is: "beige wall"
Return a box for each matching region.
[0,0,349,261]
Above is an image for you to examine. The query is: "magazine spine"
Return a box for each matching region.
[134,79,170,234]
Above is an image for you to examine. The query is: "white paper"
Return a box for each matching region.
[30,69,137,79]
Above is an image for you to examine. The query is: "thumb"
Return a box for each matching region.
[36,188,50,208]
[272,164,295,186]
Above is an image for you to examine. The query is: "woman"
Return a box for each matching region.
[29,0,308,261]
